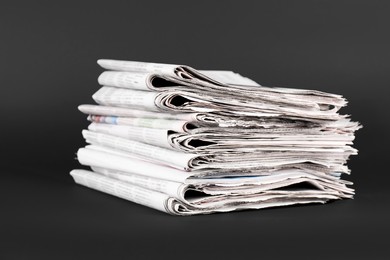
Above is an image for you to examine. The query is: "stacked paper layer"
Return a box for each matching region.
[71,59,360,215]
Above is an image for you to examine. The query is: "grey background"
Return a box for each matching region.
[1,0,389,259]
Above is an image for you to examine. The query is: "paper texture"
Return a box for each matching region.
[71,59,360,215]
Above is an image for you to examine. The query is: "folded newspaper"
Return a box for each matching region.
[71,59,360,215]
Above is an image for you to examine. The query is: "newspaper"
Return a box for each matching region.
[97,59,261,90]
[71,169,333,215]
[79,104,285,128]
[97,59,345,104]
[81,126,355,174]
[70,146,353,215]
[92,86,345,120]
[70,59,360,215]
[86,122,357,150]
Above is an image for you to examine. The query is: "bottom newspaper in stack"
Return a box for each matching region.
[70,146,354,215]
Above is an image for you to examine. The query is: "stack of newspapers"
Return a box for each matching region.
[70,59,360,215]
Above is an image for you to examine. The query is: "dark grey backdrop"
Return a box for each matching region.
[1,0,389,259]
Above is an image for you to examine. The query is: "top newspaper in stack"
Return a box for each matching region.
[94,59,347,120]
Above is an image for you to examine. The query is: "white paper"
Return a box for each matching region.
[70,169,170,213]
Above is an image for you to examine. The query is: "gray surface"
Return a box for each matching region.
[1,1,389,259]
